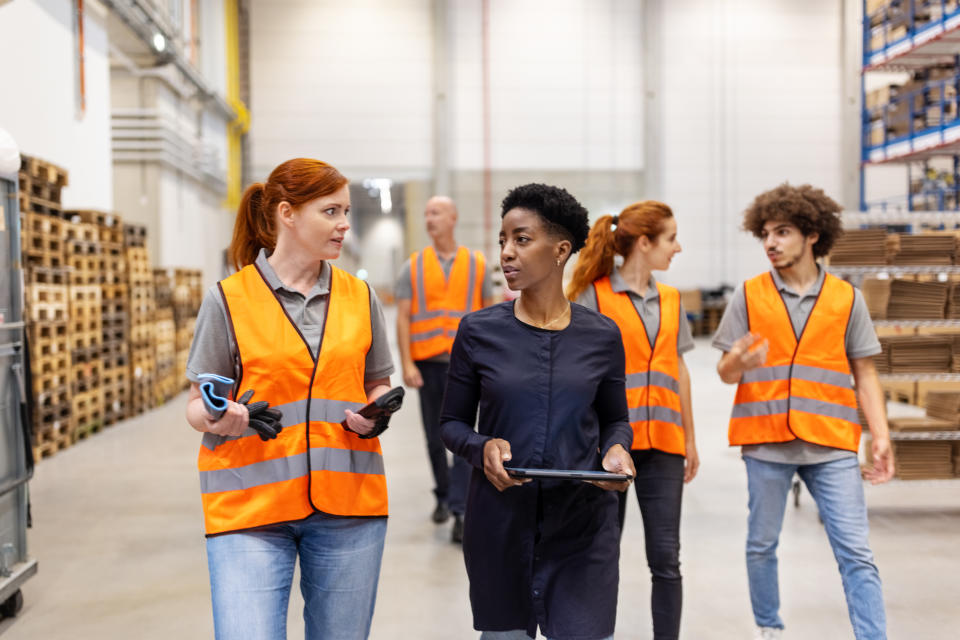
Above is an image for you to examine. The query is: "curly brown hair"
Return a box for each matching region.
[742,183,843,258]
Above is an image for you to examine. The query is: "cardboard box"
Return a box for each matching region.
[918,380,960,408]
[882,380,917,405]
[874,325,917,338]
[866,85,900,111]
[679,289,703,315]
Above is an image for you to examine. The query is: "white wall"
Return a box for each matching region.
[0,0,112,210]
[449,0,644,172]
[248,0,434,180]
[651,0,845,289]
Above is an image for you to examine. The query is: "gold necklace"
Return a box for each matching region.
[517,301,570,329]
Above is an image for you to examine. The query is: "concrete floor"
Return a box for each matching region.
[3,335,960,639]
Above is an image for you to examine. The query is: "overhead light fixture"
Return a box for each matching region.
[152,31,166,53]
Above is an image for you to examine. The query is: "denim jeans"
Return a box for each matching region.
[617,449,685,640]
[206,512,387,640]
[744,456,887,639]
[418,360,470,514]
[480,631,614,640]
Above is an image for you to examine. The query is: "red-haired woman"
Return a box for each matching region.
[567,201,698,640]
[184,158,395,640]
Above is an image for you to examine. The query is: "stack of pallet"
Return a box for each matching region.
[18,157,72,459]
[125,224,156,416]
[68,210,130,427]
[153,269,178,403]
[174,269,202,390]
[64,218,104,442]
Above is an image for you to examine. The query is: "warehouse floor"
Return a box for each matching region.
[3,325,960,639]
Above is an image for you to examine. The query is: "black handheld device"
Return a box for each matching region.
[341,386,405,439]
[504,467,632,482]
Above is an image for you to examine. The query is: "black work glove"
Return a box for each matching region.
[237,389,284,441]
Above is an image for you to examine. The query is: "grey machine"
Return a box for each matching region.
[0,169,37,618]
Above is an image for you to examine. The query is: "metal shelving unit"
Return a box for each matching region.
[0,171,36,617]
[861,1,960,211]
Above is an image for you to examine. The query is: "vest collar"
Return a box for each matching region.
[256,248,331,299]
[769,263,825,299]
[610,266,659,300]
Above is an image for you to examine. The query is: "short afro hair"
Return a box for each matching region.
[742,183,843,258]
[500,183,590,253]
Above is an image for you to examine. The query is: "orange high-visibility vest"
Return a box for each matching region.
[409,246,485,360]
[729,271,860,452]
[594,277,685,456]
[198,263,387,536]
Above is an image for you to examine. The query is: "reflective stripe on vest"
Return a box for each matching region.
[198,263,385,536]
[594,277,685,456]
[409,246,485,359]
[728,271,860,452]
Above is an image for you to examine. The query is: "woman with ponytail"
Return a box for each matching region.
[567,201,698,640]
[184,158,395,639]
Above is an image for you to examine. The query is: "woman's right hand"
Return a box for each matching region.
[203,401,250,437]
[483,439,529,492]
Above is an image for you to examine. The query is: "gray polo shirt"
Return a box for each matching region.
[186,249,395,385]
[712,265,881,464]
[575,269,695,355]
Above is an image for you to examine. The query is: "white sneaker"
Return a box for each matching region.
[753,628,782,640]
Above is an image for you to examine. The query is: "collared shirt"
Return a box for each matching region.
[711,264,880,465]
[576,268,695,355]
[186,248,394,384]
[440,302,632,638]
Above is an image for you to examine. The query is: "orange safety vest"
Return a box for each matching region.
[594,277,685,456]
[729,271,860,452]
[409,246,485,360]
[197,263,387,536]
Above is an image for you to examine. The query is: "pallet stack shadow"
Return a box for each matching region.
[174,269,201,393]
[19,156,71,458]
[125,225,156,416]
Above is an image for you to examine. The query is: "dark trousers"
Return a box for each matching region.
[417,360,469,515]
[618,448,685,640]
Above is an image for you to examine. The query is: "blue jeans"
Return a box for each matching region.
[206,512,387,640]
[744,456,886,639]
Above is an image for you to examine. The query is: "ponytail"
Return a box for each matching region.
[227,158,349,271]
[566,214,618,301]
[565,200,675,301]
[229,182,273,271]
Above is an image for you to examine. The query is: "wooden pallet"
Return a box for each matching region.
[123,223,147,248]
[19,171,63,203]
[69,317,101,342]
[19,193,64,218]
[26,284,68,322]
[31,370,68,396]
[31,352,69,379]
[101,364,129,387]
[22,212,64,238]
[34,384,69,410]
[20,155,69,188]
[32,403,70,431]
[63,222,99,244]
[70,359,102,393]
[102,322,128,344]
[28,321,69,359]
[102,383,128,426]
[70,343,101,363]
[24,266,69,286]
[68,256,101,284]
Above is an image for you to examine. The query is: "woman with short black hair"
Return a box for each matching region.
[441,183,635,640]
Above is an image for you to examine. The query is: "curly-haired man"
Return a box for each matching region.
[712,183,893,640]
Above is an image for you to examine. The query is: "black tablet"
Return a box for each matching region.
[504,467,632,482]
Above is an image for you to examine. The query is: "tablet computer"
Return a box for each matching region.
[504,467,632,482]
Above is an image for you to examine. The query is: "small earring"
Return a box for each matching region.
[556,258,561,267]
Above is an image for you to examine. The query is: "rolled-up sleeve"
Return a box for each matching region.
[440,318,491,469]
[596,330,633,455]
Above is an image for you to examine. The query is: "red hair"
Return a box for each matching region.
[229,158,348,270]
[566,200,674,301]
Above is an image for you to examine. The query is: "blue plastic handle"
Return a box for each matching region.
[198,373,235,421]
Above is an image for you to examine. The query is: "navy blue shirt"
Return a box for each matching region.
[440,301,633,639]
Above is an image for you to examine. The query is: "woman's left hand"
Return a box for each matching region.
[684,441,700,483]
[590,444,635,492]
[343,409,376,436]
